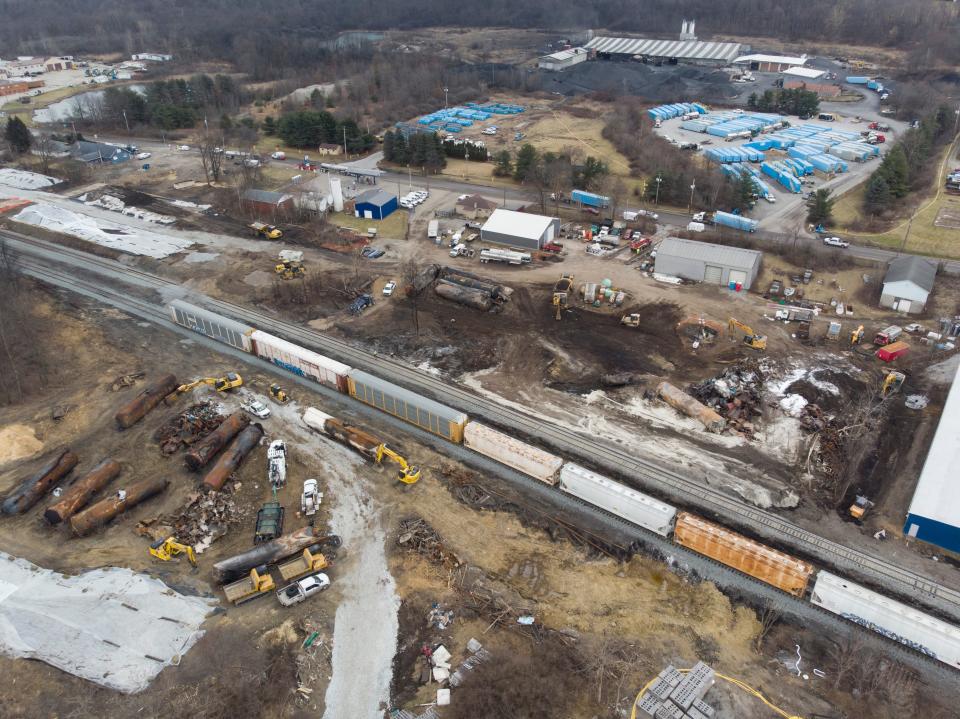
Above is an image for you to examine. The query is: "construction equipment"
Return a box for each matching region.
[275,259,305,280]
[881,370,906,396]
[269,384,290,403]
[149,536,197,566]
[267,440,287,488]
[552,274,574,321]
[553,294,562,320]
[796,321,811,340]
[278,544,328,582]
[249,221,283,240]
[849,495,874,521]
[850,324,864,345]
[174,372,243,395]
[727,318,767,351]
[301,479,322,516]
[621,313,641,327]
[375,445,421,484]
[222,566,276,605]
[255,500,285,543]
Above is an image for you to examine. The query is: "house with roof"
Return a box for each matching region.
[241,189,294,218]
[880,255,937,314]
[455,193,498,220]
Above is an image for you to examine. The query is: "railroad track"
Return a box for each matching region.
[7,230,960,621]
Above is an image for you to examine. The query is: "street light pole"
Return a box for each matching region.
[444,87,449,108]
[688,180,696,215]
[654,175,662,206]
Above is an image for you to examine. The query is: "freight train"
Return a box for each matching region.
[169,299,960,670]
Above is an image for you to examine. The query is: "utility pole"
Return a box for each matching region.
[443,87,449,108]
[688,179,696,215]
[122,110,130,134]
[898,215,914,256]
[654,175,662,205]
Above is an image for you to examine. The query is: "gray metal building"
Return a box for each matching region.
[480,209,560,251]
[654,237,762,289]
[585,36,744,66]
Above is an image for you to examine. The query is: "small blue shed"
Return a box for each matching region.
[353,189,398,220]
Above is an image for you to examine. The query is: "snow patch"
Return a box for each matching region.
[170,199,212,211]
[84,194,176,224]
[0,168,60,190]
[779,394,809,417]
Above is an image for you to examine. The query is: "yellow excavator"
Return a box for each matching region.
[175,372,243,394]
[850,324,864,345]
[269,384,290,403]
[149,537,197,566]
[727,318,767,351]
[881,370,906,396]
[375,445,421,484]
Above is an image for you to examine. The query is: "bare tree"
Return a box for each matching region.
[753,599,783,653]
[34,132,56,175]
[827,634,863,689]
[198,134,224,184]
[400,258,424,336]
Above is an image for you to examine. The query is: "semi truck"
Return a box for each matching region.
[692,211,758,233]
[571,189,610,209]
[479,248,531,265]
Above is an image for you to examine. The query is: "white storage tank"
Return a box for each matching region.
[464,422,563,485]
[329,176,344,212]
[558,463,676,536]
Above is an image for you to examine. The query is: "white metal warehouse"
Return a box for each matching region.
[654,237,762,289]
[537,48,588,71]
[480,209,560,251]
[904,358,960,554]
[585,36,743,65]
[881,255,937,314]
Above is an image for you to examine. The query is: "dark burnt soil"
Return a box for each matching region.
[785,369,868,414]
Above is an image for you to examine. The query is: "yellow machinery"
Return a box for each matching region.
[727,318,767,351]
[175,372,243,394]
[881,370,906,396]
[552,294,562,320]
[278,546,328,582]
[249,221,283,240]
[850,324,864,345]
[223,567,276,605]
[849,495,874,521]
[375,445,421,484]
[552,274,574,321]
[275,260,306,280]
[269,384,290,403]
[621,313,641,328]
[149,537,197,566]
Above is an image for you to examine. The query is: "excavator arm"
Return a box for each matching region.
[375,445,422,484]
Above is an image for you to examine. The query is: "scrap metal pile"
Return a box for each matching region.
[688,360,765,436]
[154,402,225,455]
[136,486,243,552]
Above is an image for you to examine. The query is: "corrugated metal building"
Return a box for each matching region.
[537,48,589,71]
[353,188,398,220]
[654,237,762,289]
[585,36,744,65]
[480,209,560,251]
[241,189,294,218]
[904,359,960,553]
[881,255,936,314]
[733,53,808,72]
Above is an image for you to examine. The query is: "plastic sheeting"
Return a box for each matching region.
[0,552,215,692]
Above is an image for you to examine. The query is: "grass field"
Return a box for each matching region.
[331,208,409,240]
[3,83,118,125]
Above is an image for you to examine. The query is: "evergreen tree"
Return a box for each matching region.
[805,188,835,224]
[746,92,758,110]
[513,143,539,182]
[262,116,277,136]
[879,145,909,198]
[493,150,512,177]
[394,132,408,165]
[864,174,892,215]
[4,116,31,154]
[734,172,756,209]
[382,130,396,162]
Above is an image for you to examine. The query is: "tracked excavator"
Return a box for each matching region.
[149,537,197,566]
[727,318,767,351]
[375,445,421,484]
[174,372,243,394]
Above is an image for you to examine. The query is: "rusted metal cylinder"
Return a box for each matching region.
[302,408,380,459]
[213,529,341,584]
[201,423,264,492]
[185,411,248,470]
[69,476,170,536]
[43,458,122,525]
[114,374,178,429]
[435,281,493,311]
[1,449,79,515]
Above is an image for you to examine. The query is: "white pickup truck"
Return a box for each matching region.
[276,573,330,607]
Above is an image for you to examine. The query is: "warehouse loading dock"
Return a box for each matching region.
[654,237,762,289]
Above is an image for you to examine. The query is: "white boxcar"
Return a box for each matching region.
[559,463,676,536]
[464,422,562,485]
[250,331,350,392]
[811,571,960,669]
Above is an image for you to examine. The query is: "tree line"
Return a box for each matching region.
[272,110,375,153]
[863,105,957,216]
[747,88,820,118]
[382,130,447,172]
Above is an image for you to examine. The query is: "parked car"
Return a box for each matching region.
[241,399,271,419]
[135,152,152,160]
[382,280,397,296]
[348,294,374,314]
[361,247,385,259]
[277,573,330,607]
[822,236,850,248]
[270,151,286,160]
[178,145,190,151]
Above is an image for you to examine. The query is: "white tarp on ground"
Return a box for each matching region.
[0,168,62,190]
[82,193,176,225]
[12,202,193,258]
[0,552,215,692]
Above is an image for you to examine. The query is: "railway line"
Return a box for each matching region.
[5,228,960,624]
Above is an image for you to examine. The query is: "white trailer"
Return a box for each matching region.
[464,422,562,484]
[479,248,531,265]
[811,571,960,669]
[428,220,439,241]
[559,463,677,536]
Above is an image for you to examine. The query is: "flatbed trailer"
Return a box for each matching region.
[222,567,275,605]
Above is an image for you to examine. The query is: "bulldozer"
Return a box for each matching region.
[275,260,306,280]
[850,324,865,345]
[881,370,906,396]
[375,444,421,484]
[174,372,243,395]
[269,384,290,403]
[149,537,197,566]
[849,495,874,521]
[727,318,767,351]
[621,313,641,328]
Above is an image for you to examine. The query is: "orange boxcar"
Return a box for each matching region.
[673,512,815,596]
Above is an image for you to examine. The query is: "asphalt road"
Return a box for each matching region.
[6,228,960,626]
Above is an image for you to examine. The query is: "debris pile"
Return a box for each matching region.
[688,361,765,436]
[155,402,225,455]
[397,516,461,567]
[136,485,243,552]
[426,603,455,631]
[798,403,828,432]
[110,372,145,391]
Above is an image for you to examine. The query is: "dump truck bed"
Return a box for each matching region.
[223,577,269,605]
[278,549,327,582]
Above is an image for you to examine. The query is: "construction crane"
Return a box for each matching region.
[727,318,767,351]
[375,445,421,484]
[175,372,243,394]
[149,537,197,566]
[850,324,864,345]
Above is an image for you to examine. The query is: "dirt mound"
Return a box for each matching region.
[0,424,43,466]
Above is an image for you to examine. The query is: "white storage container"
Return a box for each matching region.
[464,422,562,485]
[811,571,960,669]
[251,330,351,392]
[559,463,676,536]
